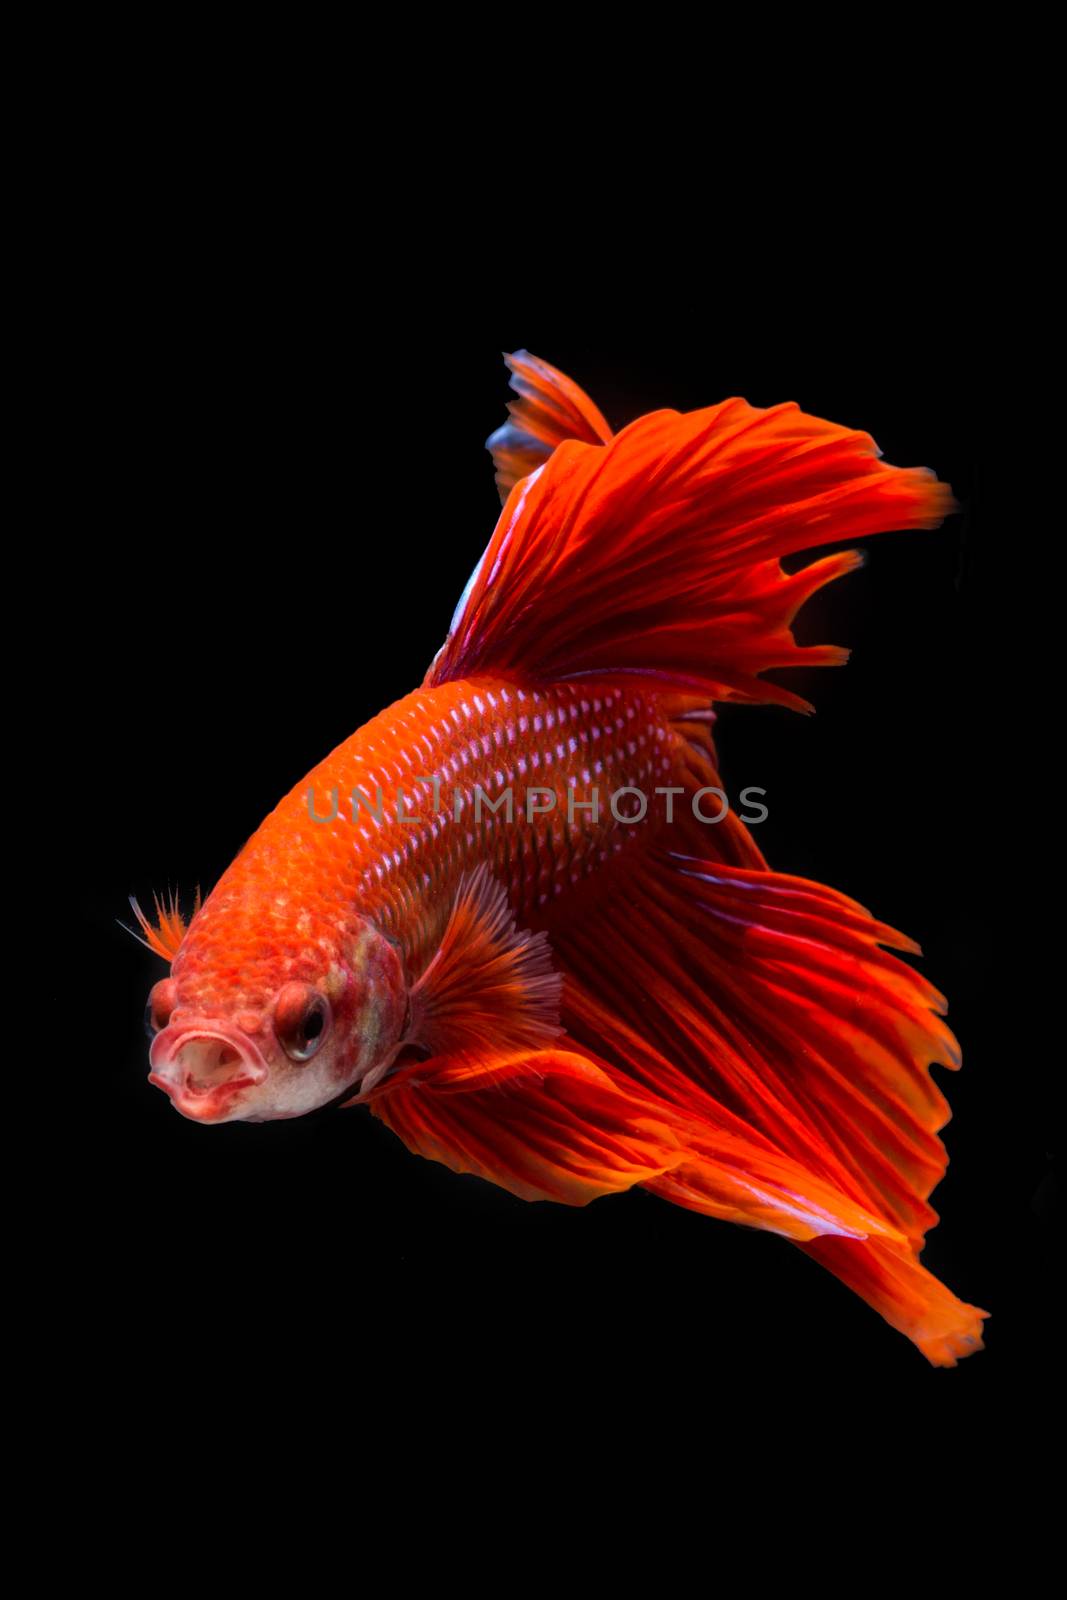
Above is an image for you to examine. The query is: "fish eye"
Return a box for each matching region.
[145,977,178,1037]
[273,982,331,1064]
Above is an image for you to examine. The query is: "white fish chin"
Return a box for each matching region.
[233,1051,366,1121]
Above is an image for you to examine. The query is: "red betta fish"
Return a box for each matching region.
[136,351,986,1365]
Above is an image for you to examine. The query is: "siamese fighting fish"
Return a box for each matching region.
[136,351,985,1365]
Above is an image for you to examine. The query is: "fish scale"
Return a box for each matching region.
[221,675,678,978]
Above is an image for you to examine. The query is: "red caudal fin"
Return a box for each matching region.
[485,349,613,503]
[434,392,955,709]
[540,849,985,1364]
[369,1047,907,1241]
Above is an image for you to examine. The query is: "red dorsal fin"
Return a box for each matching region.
[409,865,562,1057]
[485,349,613,503]
[437,392,955,709]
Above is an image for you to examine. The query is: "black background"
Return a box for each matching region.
[57,263,1049,1425]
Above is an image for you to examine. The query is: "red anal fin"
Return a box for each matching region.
[544,847,985,1361]
[553,853,958,1248]
[485,349,613,503]
[409,865,562,1058]
[370,1046,905,1237]
[804,1235,987,1368]
[371,1049,683,1205]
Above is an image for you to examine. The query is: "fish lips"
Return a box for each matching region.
[149,1020,270,1123]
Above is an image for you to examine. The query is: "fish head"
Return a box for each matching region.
[145,892,408,1124]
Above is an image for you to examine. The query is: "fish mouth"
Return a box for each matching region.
[149,1023,269,1124]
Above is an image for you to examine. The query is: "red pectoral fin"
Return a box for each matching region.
[370,1047,905,1242]
[409,865,562,1058]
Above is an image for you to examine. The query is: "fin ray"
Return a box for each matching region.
[410,864,562,1058]
[438,394,954,704]
[542,829,981,1362]
[126,887,200,962]
[485,349,613,503]
[370,1045,907,1240]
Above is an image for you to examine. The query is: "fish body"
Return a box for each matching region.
[139,353,986,1365]
[243,675,680,959]
[160,674,725,1098]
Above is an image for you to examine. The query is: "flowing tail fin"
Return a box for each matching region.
[412,354,980,1362]
[546,847,986,1365]
[373,840,985,1364]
